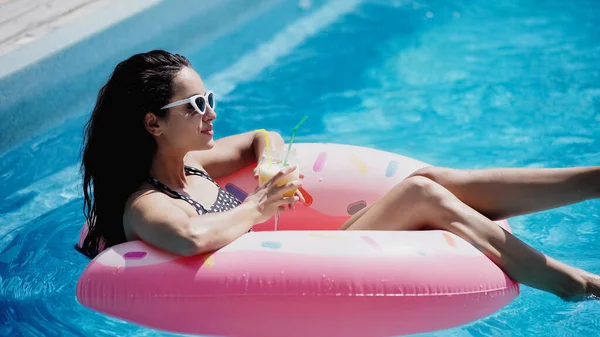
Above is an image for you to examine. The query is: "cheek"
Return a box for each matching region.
[165,119,191,140]
[180,117,200,132]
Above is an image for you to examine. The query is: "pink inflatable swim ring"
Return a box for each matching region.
[76,143,519,337]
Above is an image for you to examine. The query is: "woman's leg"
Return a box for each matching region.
[409,166,600,220]
[342,176,600,300]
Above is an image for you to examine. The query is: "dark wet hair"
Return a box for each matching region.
[77,50,191,258]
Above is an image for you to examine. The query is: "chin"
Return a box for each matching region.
[189,140,214,152]
[200,139,215,150]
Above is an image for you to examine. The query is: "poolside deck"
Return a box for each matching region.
[0,0,116,56]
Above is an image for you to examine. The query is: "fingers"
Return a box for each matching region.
[276,195,300,207]
[294,189,306,205]
[271,180,302,196]
[269,165,297,185]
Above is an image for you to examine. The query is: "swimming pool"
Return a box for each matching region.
[1,0,599,335]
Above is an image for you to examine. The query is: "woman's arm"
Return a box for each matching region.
[125,193,262,256]
[189,130,285,179]
[124,165,301,256]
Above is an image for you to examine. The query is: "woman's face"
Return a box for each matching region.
[151,67,217,153]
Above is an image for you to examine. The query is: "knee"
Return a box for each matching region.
[397,176,463,223]
[409,166,467,188]
[399,176,452,205]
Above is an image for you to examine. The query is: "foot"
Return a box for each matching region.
[583,273,600,298]
[561,272,600,302]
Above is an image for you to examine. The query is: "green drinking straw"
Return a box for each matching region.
[283,115,308,166]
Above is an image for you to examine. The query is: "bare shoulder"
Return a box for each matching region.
[124,186,165,218]
[123,185,188,239]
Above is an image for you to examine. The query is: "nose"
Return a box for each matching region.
[203,104,216,122]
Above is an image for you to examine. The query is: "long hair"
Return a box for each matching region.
[78,50,191,258]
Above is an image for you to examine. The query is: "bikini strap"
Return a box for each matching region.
[147,177,208,214]
[184,165,218,185]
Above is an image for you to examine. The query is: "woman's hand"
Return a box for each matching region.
[289,186,306,210]
[244,165,303,224]
[253,164,306,209]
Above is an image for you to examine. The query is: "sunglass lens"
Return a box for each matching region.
[195,96,206,113]
[207,92,215,109]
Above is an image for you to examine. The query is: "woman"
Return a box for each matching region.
[79,50,599,301]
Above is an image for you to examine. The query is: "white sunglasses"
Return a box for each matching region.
[160,90,215,115]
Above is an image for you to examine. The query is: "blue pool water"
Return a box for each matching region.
[1,0,599,336]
